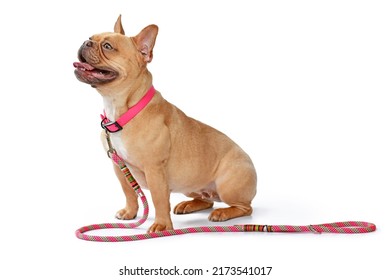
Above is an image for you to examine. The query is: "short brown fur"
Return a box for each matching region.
[74,16,257,232]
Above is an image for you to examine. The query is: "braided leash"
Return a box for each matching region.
[75,133,376,242]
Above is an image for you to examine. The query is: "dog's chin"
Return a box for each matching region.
[73,61,117,86]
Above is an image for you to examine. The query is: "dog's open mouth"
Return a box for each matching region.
[73,60,117,85]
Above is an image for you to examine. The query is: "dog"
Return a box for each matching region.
[74,15,257,233]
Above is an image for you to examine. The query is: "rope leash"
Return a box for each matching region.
[75,135,376,242]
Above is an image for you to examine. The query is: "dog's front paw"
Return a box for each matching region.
[115,208,137,220]
[147,222,173,233]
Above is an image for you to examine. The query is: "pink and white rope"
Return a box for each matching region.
[75,139,376,242]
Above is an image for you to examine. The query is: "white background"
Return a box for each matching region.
[1,0,389,279]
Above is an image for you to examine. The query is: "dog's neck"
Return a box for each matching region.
[100,72,153,121]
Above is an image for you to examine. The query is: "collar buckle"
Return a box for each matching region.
[101,118,123,133]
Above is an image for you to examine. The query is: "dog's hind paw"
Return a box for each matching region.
[208,206,252,222]
[174,199,214,214]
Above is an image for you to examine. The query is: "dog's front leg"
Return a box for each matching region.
[144,164,173,232]
[113,164,139,220]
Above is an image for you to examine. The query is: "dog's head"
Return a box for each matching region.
[74,15,158,91]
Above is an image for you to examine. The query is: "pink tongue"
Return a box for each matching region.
[73,62,95,71]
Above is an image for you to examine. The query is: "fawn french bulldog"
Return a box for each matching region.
[74,15,257,233]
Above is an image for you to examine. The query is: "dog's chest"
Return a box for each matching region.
[109,132,128,159]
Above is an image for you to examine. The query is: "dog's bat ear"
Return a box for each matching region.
[133,25,159,63]
[114,15,125,35]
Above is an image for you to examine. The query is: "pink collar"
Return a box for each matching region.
[101,86,156,133]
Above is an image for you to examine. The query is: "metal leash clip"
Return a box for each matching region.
[104,129,117,158]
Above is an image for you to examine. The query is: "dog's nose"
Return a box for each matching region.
[83,40,93,48]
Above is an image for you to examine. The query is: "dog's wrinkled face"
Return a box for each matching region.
[74,15,158,89]
[74,33,121,85]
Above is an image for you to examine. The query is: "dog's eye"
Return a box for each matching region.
[103,42,113,50]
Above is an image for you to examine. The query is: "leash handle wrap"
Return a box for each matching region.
[243,222,376,234]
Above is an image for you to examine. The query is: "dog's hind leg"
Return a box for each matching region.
[209,161,257,222]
